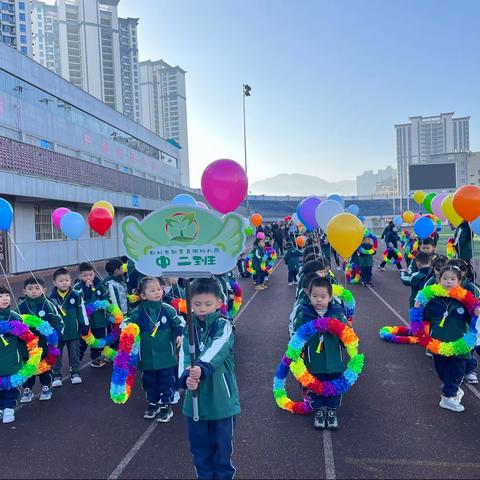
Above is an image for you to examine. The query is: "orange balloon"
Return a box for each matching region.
[452,185,480,222]
[250,213,263,228]
[296,236,305,248]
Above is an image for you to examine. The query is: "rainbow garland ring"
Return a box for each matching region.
[383,248,403,265]
[0,321,42,390]
[82,301,124,351]
[358,230,378,255]
[110,323,140,404]
[404,240,419,261]
[21,314,60,374]
[261,251,277,274]
[273,317,365,414]
[228,278,243,317]
[446,238,457,259]
[379,325,418,344]
[411,285,480,356]
[245,254,256,275]
[345,262,361,284]
[332,284,356,320]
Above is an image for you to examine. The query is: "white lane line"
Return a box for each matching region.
[366,285,480,401]
[108,421,158,480]
[323,430,337,480]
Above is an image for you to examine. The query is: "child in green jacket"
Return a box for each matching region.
[129,276,183,422]
[284,242,302,286]
[0,284,28,423]
[50,268,89,387]
[294,277,348,431]
[180,278,240,480]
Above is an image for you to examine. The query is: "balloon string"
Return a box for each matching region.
[78,243,104,281]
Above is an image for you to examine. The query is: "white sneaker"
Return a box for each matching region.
[466,372,479,384]
[439,395,465,412]
[425,351,433,358]
[71,374,82,385]
[172,391,181,404]
[288,282,293,287]
[2,408,14,423]
[20,388,34,403]
[52,378,63,388]
[456,387,465,403]
[39,386,52,401]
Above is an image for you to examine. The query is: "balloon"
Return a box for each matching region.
[297,197,321,230]
[327,194,345,208]
[413,191,426,205]
[60,212,86,240]
[200,159,248,214]
[326,213,364,259]
[393,215,403,227]
[430,193,448,221]
[441,194,462,227]
[315,200,343,231]
[92,201,115,218]
[358,215,365,223]
[296,236,305,248]
[250,213,263,228]
[402,211,414,224]
[244,226,254,236]
[256,232,265,240]
[413,213,421,222]
[52,207,71,230]
[346,204,359,216]
[291,213,301,226]
[471,217,480,235]
[423,192,436,214]
[452,185,480,222]
[88,207,113,236]
[196,201,209,210]
[0,198,13,230]
[413,216,435,239]
[171,194,197,206]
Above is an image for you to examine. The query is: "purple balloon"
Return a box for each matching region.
[52,207,71,230]
[297,197,321,230]
[430,193,447,221]
[196,201,209,210]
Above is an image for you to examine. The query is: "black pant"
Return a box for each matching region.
[79,327,106,361]
[254,270,265,286]
[0,387,20,409]
[142,367,176,405]
[380,250,402,269]
[23,370,52,389]
[187,416,236,480]
[288,269,299,283]
[360,266,372,284]
[433,355,467,397]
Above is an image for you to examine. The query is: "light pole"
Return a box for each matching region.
[243,84,251,215]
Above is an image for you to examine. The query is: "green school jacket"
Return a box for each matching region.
[49,288,88,341]
[0,309,29,376]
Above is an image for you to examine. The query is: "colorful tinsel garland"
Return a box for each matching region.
[411,285,480,356]
[261,250,277,274]
[228,278,243,317]
[383,248,403,265]
[345,262,361,284]
[170,297,187,315]
[127,293,140,304]
[404,240,419,260]
[0,320,42,390]
[358,230,378,255]
[245,254,256,275]
[446,238,457,260]
[378,325,418,344]
[21,314,60,374]
[273,317,364,414]
[110,323,140,404]
[332,284,356,320]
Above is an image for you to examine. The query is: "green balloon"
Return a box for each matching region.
[423,192,437,214]
[245,226,254,236]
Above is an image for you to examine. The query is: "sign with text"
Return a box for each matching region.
[121,206,246,276]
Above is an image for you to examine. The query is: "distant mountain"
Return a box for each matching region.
[250,174,356,196]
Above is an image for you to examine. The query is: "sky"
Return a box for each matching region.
[118,0,479,188]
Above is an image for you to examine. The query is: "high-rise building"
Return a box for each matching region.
[140,59,190,186]
[119,17,141,123]
[54,0,123,110]
[31,0,60,72]
[395,113,470,199]
[0,0,32,56]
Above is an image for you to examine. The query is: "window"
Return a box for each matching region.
[20,46,27,55]
[34,206,65,241]
[20,35,27,43]
[19,13,25,21]
[18,2,25,10]
[19,23,26,32]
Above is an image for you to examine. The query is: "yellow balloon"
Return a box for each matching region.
[441,194,462,227]
[402,210,414,224]
[92,200,115,218]
[326,213,365,260]
[413,191,426,205]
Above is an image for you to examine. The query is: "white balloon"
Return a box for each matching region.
[315,200,344,231]
[292,213,301,226]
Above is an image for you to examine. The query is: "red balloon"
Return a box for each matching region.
[452,185,480,222]
[88,207,113,236]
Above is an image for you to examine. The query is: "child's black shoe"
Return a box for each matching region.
[326,409,338,430]
[157,405,173,423]
[144,403,161,419]
[313,408,326,430]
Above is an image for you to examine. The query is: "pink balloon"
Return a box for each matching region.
[430,193,447,221]
[413,213,421,221]
[196,201,209,210]
[52,207,71,230]
[201,159,248,214]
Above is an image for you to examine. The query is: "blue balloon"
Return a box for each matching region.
[171,194,197,206]
[471,217,480,235]
[0,198,13,230]
[413,216,435,239]
[393,215,403,227]
[327,194,345,208]
[358,215,366,223]
[346,204,359,216]
[60,212,86,240]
